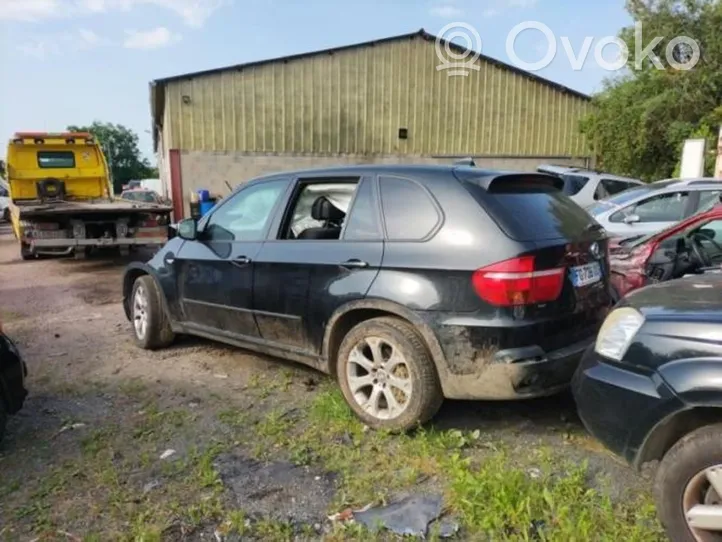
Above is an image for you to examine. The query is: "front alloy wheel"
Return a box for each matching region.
[684,465,722,541]
[133,284,149,341]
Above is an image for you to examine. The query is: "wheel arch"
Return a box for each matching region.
[322,299,447,378]
[635,406,722,470]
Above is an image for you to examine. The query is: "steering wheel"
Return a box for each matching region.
[691,233,722,267]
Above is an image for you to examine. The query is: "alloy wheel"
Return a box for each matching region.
[346,336,413,420]
[684,465,722,541]
[133,286,149,340]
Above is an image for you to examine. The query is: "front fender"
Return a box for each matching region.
[659,357,722,406]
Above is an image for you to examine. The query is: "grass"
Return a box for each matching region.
[1,374,665,541]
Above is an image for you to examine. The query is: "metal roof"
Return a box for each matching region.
[151,29,590,100]
[149,29,592,150]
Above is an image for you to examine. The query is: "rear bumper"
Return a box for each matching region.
[440,336,593,400]
[29,237,167,248]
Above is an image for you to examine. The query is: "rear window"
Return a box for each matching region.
[38,151,75,169]
[462,176,595,241]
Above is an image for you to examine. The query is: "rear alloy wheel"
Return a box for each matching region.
[131,275,175,350]
[336,317,442,432]
[656,424,722,542]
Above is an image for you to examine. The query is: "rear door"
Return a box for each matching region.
[252,175,383,356]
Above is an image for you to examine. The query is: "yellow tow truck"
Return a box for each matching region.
[6,132,172,260]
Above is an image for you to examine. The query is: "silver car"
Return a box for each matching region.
[537,165,644,208]
[588,178,722,238]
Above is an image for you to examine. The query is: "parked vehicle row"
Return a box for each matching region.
[537,164,644,208]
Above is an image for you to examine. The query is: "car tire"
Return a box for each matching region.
[655,423,722,542]
[130,275,175,350]
[336,316,443,432]
[0,399,7,443]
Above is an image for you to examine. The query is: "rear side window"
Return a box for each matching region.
[561,174,589,196]
[344,179,382,240]
[38,151,75,169]
[463,176,593,241]
[379,176,440,240]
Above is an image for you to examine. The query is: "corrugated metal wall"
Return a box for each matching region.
[162,35,591,157]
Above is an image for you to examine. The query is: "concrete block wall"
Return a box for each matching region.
[176,151,590,218]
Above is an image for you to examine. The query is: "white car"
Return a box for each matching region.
[587,178,722,238]
[537,165,644,208]
[0,180,9,222]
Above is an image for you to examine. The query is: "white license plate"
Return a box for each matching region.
[570,262,602,288]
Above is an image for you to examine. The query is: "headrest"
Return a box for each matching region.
[311,196,345,221]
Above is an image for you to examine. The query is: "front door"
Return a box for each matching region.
[609,190,694,237]
[253,176,384,355]
[175,178,290,338]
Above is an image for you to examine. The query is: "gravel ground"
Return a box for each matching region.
[0,223,659,541]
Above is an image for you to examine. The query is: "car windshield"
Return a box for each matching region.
[560,174,589,196]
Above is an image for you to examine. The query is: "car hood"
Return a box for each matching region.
[622,274,722,323]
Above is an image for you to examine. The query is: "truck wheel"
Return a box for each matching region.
[2,208,8,222]
[119,247,130,257]
[131,275,175,350]
[336,317,443,432]
[20,243,34,261]
[74,248,87,260]
[655,423,722,542]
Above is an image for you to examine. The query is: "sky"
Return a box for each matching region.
[0,0,633,162]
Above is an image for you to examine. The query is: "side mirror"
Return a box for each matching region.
[623,214,641,225]
[177,218,197,241]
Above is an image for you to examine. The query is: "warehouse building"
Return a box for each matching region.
[150,29,593,219]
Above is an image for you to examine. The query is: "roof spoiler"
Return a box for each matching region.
[453,157,476,167]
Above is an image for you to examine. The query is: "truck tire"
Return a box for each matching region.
[336,316,443,432]
[130,275,175,350]
[2,208,8,222]
[119,247,130,257]
[20,243,33,261]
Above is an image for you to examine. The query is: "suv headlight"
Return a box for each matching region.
[594,307,645,361]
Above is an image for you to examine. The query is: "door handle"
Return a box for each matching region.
[233,255,251,265]
[341,259,369,269]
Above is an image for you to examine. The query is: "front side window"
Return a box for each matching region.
[379,176,440,240]
[611,191,689,223]
[697,190,722,211]
[205,179,287,242]
[37,151,75,169]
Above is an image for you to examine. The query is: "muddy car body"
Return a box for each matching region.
[123,165,611,430]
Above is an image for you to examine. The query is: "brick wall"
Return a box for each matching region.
[176,151,590,218]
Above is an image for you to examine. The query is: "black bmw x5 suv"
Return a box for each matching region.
[123,165,610,430]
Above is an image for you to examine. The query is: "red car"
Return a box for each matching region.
[609,204,722,300]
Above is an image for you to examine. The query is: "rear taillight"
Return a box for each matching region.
[472,256,565,306]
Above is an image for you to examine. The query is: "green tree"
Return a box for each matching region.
[581,0,722,181]
[67,122,155,193]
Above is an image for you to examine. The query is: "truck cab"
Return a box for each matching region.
[6,132,171,260]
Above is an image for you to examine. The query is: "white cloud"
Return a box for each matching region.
[78,28,100,45]
[482,8,499,18]
[1,0,229,26]
[507,0,538,6]
[429,3,464,19]
[0,0,61,21]
[123,26,180,49]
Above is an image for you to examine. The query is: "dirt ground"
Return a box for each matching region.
[0,224,664,541]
